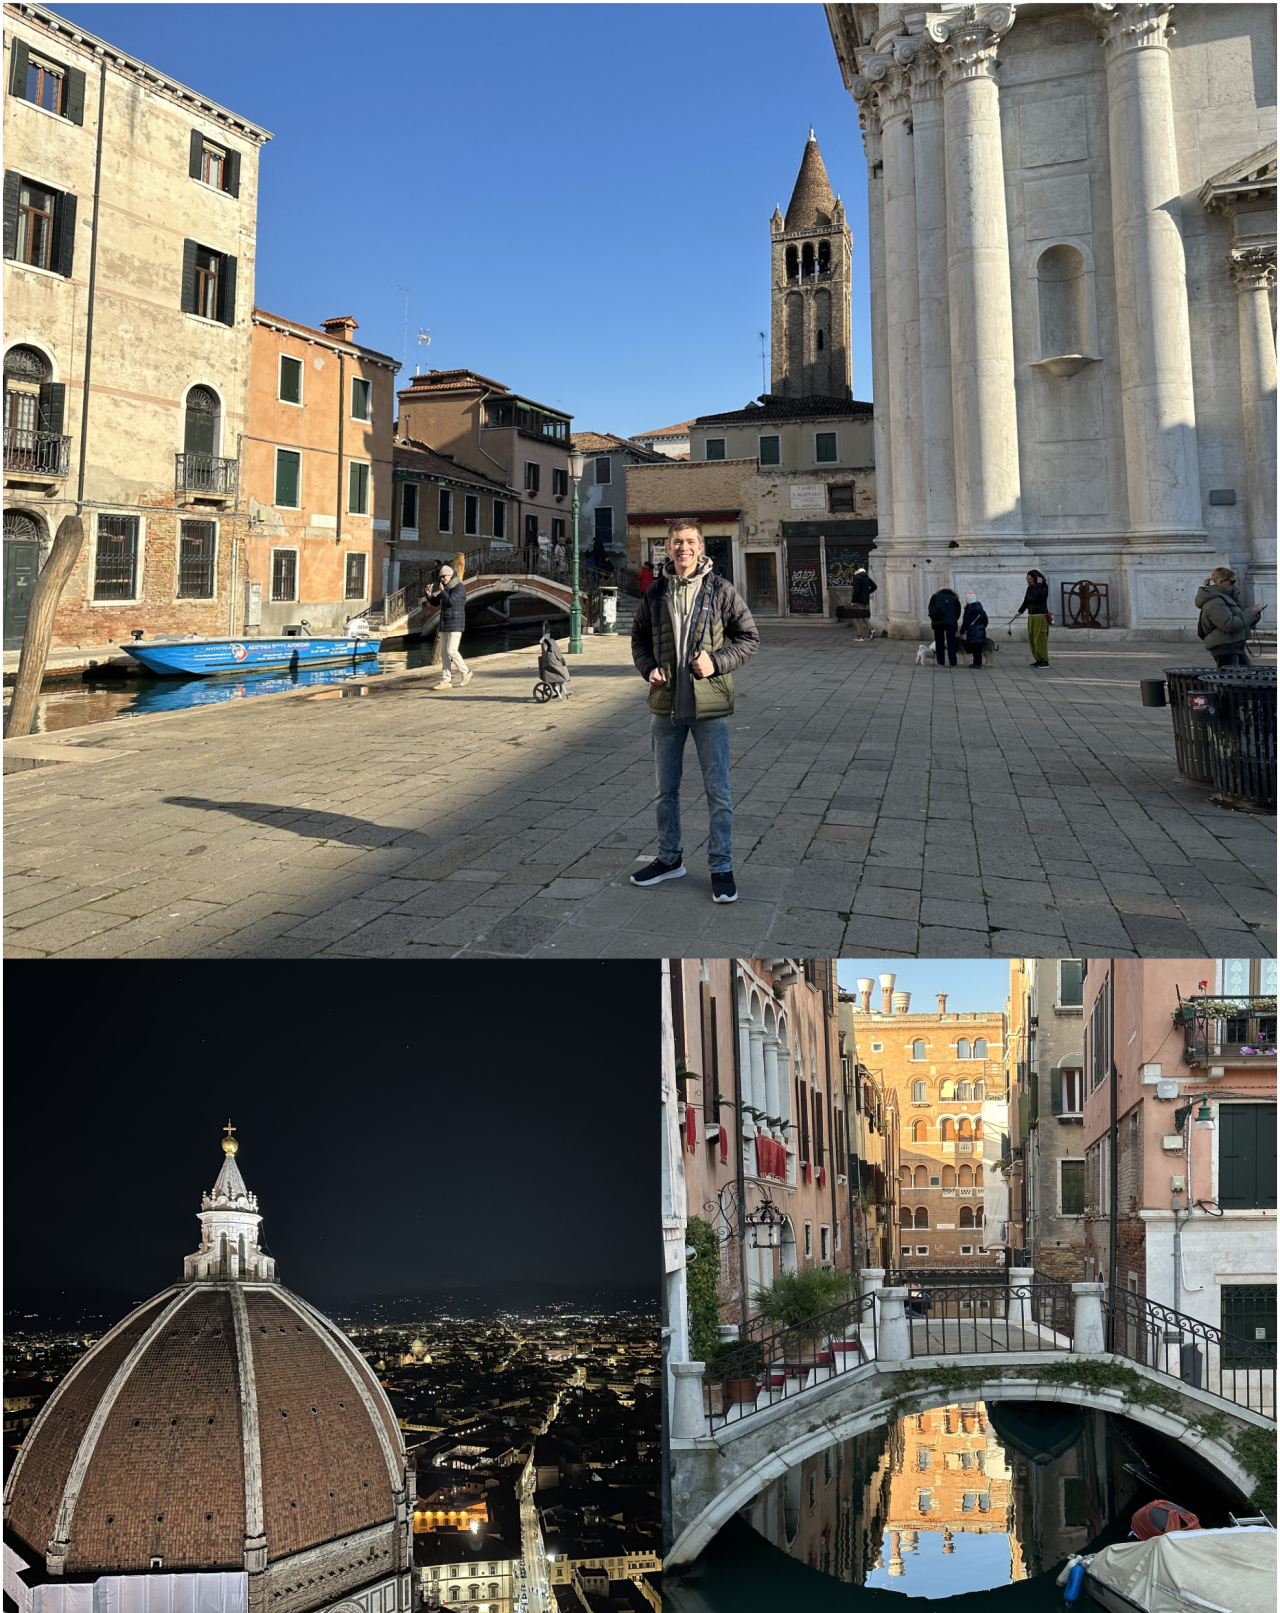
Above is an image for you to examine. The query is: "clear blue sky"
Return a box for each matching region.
[57,3,872,438]
[837,961,1012,1015]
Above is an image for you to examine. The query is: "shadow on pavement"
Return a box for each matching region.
[163,797,429,850]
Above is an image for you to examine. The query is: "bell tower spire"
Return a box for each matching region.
[183,1125,277,1282]
[770,131,852,400]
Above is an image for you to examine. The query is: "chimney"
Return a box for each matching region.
[322,315,359,344]
[937,993,948,1015]
[893,992,911,1015]
[857,977,875,1013]
[879,973,896,1015]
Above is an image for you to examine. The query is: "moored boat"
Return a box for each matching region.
[1059,1525,1274,1613]
[122,634,381,677]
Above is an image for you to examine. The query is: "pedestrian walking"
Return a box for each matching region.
[1196,566,1264,667]
[960,591,989,668]
[630,518,759,904]
[425,563,471,689]
[928,585,962,667]
[850,565,876,641]
[1016,569,1051,665]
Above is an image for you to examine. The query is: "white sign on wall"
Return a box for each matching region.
[789,484,825,511]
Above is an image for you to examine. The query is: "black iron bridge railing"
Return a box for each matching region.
[1104,1284,1275,1419]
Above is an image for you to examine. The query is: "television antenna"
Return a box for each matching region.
[397,285,410,370]
[416,328,431,375]
[759,331,768,395]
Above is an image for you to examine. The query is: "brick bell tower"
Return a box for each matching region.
[769,130,853,400]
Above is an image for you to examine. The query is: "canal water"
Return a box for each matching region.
[667,1400,1247,1612]
[2,619,567,735]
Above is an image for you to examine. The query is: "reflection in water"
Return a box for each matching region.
[675,1400,1247,1611]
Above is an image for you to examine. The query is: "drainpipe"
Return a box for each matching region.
[75,57,108,509]
[228,431,242,635]
[336,349,345,559]
[732,964,749,1335]
[1107,968,1118,1346]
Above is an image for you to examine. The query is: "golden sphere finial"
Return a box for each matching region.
[222,1120,238,1156]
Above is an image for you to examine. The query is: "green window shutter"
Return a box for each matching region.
[1028,1072,1039,1124]
[53,189,75,277]
[1219,1105,1275,1210]
[224,149,240,198]
[217,253,237,326]
[1050,1068,1062,1115]
[3,170,20,260]
[189,129,204,179]
[9,38,30,98]
[38,382,65,435]
[275,450,300,507]
[180,239,198,313]
[1061,1160,1085,1215]
[64,66,85,125]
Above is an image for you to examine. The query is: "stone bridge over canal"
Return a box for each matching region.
[667,1279,1276,1566]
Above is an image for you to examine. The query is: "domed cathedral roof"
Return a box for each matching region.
[784,130,837,229]
[3,1132,412,1613]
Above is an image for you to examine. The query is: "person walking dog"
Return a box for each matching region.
[630,519,759,904]
[928,585,962,667]
[1196,567,1264,667]
[1016,569,1051,666]
[960,591,989,668]
[426,563,471,688]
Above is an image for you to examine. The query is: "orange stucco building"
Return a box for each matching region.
[243,311,398,635]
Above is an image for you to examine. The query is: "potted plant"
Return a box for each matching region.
[753,1267,857,1372]
[705,1339,763,1406]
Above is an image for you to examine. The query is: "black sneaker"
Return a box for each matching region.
[630,857,686,887]
[710,871,738,904]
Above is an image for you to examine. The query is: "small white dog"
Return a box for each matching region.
[914,643,931,666]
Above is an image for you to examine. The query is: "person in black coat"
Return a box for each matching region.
[1016,569,1051,666]
[928,587,962,667]
[959,592,989,669]
[849,566,877,642]
[425,564,471,688]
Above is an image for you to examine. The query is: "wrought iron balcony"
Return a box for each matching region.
[1179,993,1277,1064]
[175,452,238,497]
[4,426,70,477]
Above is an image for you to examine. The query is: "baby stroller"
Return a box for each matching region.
[533,632,570,702]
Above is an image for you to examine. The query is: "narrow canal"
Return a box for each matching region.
[667,1400,1251,1612]
[2,618,568,734]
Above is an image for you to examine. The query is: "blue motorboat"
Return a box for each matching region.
[121,634,381,677]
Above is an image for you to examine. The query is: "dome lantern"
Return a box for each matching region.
[184,1126,276,1282]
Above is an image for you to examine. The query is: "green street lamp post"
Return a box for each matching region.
[568,449,585,654]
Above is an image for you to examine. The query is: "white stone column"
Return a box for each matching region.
[1071,1281,1107,1353]
[1229,246,1278,597]
[929,5,1023,544]
[749,1027,767,1124]
[1094,3,1202,544]
[763,1037,781,1124]
[670,1360,708,1439]
[877,1287,912,1361]
[859,95,893,557]
[911,47,958,548]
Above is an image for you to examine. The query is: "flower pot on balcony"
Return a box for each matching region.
[724,1377,759,1405]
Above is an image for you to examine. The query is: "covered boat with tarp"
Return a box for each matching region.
[1067,1525,1274,1613]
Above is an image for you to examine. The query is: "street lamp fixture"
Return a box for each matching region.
[567,451,585,655]
[745,1197,785,1250]
[1193,1097,1215,1130]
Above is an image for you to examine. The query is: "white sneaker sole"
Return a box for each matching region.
[630,865,687,887]
[711,890,738,903]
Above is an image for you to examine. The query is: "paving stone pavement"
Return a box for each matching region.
[4,627,1274,959]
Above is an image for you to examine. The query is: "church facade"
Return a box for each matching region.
[827,2,1276,637]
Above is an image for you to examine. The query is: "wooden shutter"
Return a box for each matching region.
[1219,1105,1274,1210]
[1050,1068,1062,1115]
[64,66,85,125]
[8,38,29,97]
[670,963,685,1064]
[38,382,65,435]
[189,129,204,179]
[180,238,198,314]
[224,149,240,198]
[699,982,713,1105]
[53,189,76,277]
[217,253,237,326]
[3,171,20,260]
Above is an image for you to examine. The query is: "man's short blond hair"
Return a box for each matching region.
[666,519,704,543]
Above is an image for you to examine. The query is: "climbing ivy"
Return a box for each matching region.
[686,1216,722,1363]
[1232,1424,1277,1515]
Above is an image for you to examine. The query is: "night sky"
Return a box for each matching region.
[4,962,658,1318]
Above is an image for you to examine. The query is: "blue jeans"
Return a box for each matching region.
[651,714,733,874]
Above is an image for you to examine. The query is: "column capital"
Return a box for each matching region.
[1229,245,1277,293]
[1092,3,1175,61]
[926,5,1015,86]
[861,50,912,125]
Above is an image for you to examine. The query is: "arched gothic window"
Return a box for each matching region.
[939,1079,955,1101]
[973,1038,988,1058]
[973,1081,985,1101]
[975,1166,983,1186]
[818,239,831,274]
[942,1165,955,1188]
[184,384,220,458]
[912,1120,927,1142]
[914,1206,929,1229]
[956,1116,971,1137]
[912,1040,926,1061]
[939,1118,952,1142]
[957,1038,971,1059]
[972,1119,983,1139]
[801,242,815,276]
[959,1206,974,1228]
[915,1166,928,1189]
[957,1081,972,1101]
[958,1164,973,1188]
[785,244,799,281]
[912,1079,927,1102]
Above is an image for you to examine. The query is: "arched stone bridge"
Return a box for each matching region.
[378,573,577,637]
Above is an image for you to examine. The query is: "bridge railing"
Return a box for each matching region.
[1104,1284,1275,1419]
[903,1279,1074,1357]
[703,1291,878,1433]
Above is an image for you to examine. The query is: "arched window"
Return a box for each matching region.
[817,329,824,350]
[957,1080,972,1101]
[959,1206,974,1228]
[915,1166,928,1189]
[1036,243,1089,359]
[802,242,815,277]
[942,1165,955,1188]
[912,1120,927,1142]
[973,1081,985,1101]
[958,1164,972,1188]
[939,1079,955,1101]
[939,1118,952,1142]
[957,1038,971,1060]
[901,1166,913,1186]
[785,244,799,281]
[184,384,220,459]
[819,240,831,274]
[900,1207,912,1227]
[975,1207,984,1226]
[4,344,58,462]
[973,1038,988,1059]
[914,1206,929,1230]
[912,1079,927,1102]
[912,1040,926,1061]
[956,1116,970,1137]
[972,1119,982,1139]
[975,1165,983,1186]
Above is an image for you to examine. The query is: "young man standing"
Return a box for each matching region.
[629,519,759,903]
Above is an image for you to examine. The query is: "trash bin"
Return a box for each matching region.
[598,584,618,636]
[1163,667,1215,783]
[1201,669,1277,813]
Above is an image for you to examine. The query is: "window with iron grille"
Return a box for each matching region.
[345,553,366,600]
[177,521,216,598]
[1221,1284,1276,1366]
[1219,1105,1277,1210]
[828,483,855,512]
[93,515,139,600]
[270,548,297,602]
